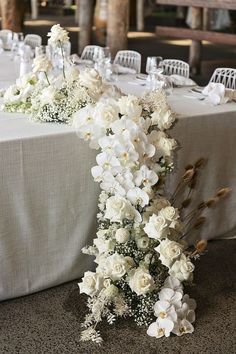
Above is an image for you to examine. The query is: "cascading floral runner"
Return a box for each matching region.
[1,23,229,345]
[74,91,208,343]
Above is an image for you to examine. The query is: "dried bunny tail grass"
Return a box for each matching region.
[216,187,232,199]
[182,168,195,182]
[193,216,206,229]
[181,198,191,208]
[185,164,193,170]
[194,158,207,169]
[195,240,208,253]
[198,202,206,210]
[205,197,219,208]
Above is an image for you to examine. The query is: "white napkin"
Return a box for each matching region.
[70,54,93,66]
[112,64,136,75]
[202,83,236,105]
[168,74,196,87]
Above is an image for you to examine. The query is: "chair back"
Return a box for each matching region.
[114,50,141,74]
[210,68,236,90]
[24,34,42,49]
[162,59,189,78]
[81,45,103,61]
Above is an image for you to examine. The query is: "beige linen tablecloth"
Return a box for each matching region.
[0,65,236,301]
[0,112,99,301]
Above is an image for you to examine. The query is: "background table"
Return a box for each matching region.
[0,60,235,301]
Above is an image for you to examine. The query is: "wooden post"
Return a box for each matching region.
[189,6,202,75]
[0,0,25,32]
[136,0,144,31]
[78,0,94,54]
[107,0,129,58]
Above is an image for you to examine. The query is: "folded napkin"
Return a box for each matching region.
[202,83,236,105]
[168,74,196,87]
[70,54,93,66]
[112,64,136,75]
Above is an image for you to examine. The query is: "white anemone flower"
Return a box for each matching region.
[134,165,159,187]
[158,288,183,308]
[154,300,178,322]
[127,187,149,207]
[147,318,174,338]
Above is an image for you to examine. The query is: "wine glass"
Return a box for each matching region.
[146,56,163,75]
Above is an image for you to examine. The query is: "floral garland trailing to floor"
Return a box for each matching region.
[74,89,231,343]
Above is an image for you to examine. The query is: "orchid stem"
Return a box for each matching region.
[44,71,50,85]
[60,42,66,79]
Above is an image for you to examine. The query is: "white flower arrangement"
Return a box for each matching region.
[75,90,209,344]
[2,73,41,113]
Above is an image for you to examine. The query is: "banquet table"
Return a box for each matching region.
[1,55,236,301]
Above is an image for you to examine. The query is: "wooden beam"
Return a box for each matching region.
[155,26,236,46]
[156,0,236,10]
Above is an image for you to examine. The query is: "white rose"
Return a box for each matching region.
[104,284,119,299]
[118,95,142,118]
[104,253,130,281]
[159,206,179,222]
[129,267,155,296]
[3,85,22,103]
[79,68,102,92]
[169,254,195,282]
[144,214,169,240]
[94,237,115,254]
[115,228,130,243]
[78,271,104,296]
[95,101,119,129]
[39,85,56,106]
[155,239,184,268]
[156,136,177,158]
[136,236,150,250]
[151,109,175,130]
[47,24,69,44]
[104,195,141,223]
[32,55,52,74]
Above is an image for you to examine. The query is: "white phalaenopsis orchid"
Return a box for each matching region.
[147,318,174,338]
[134,165,159,187]
[153,300,177,322]
[158,288,183,308]
[127,187,149,207]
